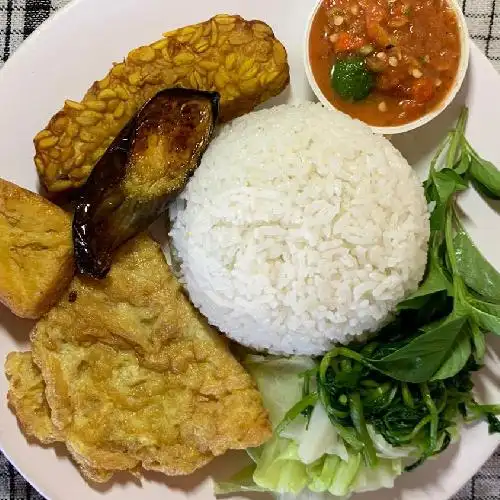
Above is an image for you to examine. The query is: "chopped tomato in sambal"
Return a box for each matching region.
[309,0,462,126]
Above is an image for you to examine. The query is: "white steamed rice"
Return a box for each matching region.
[169,103,429,355]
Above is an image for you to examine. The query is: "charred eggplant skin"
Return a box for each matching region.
[73,88,220,279]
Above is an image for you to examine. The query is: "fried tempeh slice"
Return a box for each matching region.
[34,14,290,192]
[0,179,74,319]
[25,233,270,482]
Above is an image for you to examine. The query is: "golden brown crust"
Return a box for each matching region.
[34,14,290,193]
[0,179,74,319]
[5,352,115,483]
[5,352,62,444]
[29,233,271,482]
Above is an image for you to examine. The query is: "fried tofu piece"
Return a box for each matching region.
[34,14,290,193]
[12,233,271,482]
[0,179,74,318]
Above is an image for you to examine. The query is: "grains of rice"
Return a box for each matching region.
[169,103,429,355]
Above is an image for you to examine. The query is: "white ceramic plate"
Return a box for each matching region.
[1,1,500,499]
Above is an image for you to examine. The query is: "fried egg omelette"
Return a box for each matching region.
[6,234,271,483]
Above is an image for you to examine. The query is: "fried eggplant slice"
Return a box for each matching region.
[34,14,290,193]
[0,178,74,319]
[28,234,271,482]
[73,88,219,278]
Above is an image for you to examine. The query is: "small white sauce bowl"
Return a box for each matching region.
[304,0,470,135]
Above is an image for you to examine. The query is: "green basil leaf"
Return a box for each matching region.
[433,169,469,203]
[397,294,432,311]
[399,234,452,310]
[469,155,500,200]
[429,169,468,230]
[429,131,452,175]
[454,151,471,175]
[430,204,447,231]
[424,179,438,204]
[453,275,472,317]
[472,178,500,200]
[446,108,468,170]
[370,315,467,383]
[415,291,451,326]
[467,298,500,335]
[431,324,471,380]
[470,321,486,363]
[455,226,500,302]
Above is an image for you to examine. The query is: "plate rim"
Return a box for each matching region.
[0,1,499,500]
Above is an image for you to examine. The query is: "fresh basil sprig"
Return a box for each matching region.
[365,107,500,382]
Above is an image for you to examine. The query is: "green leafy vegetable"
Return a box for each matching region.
[252,437,308,494]
[351,458,403,493]
[433,169,469,203]
[398,233,452,310]
[276,393,318,436]
[470,321,486,363]
[245,355,316,425]
[370,315,467,383]
[308,106,500,472]
[217,358,414,498]
[216,107,500,499]
[431,324,471,380]
[328,452,362,496]
[331,57,375,101]
[426,119,468,231]
[466,403,500,432]
[446,108,468,170]
[467,298,500,335]
[455,151,471,175]
[430,167,468,232]
[455,224,500,302]
[420,384,438,454]
[349,392,378,467]
[214,464,265,494]
[372,118,500,385]
[467,144,500,199]
[307,455,340,492]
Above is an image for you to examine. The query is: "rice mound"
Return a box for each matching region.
[169,103,429,355]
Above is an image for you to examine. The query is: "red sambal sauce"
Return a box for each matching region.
[309,0,461,126]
